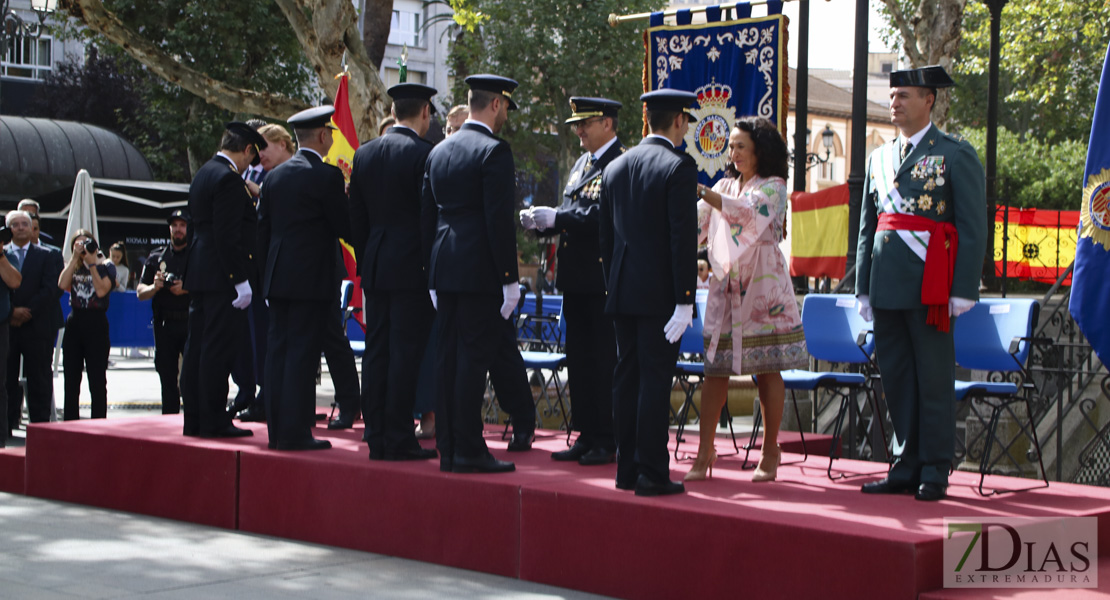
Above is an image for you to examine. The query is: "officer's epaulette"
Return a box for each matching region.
[941,130,966,144]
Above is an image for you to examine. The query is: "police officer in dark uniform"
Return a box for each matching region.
[421,74,534,474]
[259,106,350,451]
[349,82,439,461]
[599,89,699,497]
[180,122,264,438]
[521,97,624,466]
[137,210,192,414]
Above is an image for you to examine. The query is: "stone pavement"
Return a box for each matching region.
[3,350,609,600]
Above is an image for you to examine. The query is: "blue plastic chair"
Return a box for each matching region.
[778,293,889,479]
[518,308,571,439]
[953,298,1050,495]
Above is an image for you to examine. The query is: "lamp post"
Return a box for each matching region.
[790,123,835,173]
[1,0,56,111]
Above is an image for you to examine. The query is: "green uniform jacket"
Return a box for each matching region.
[856,125,987,308]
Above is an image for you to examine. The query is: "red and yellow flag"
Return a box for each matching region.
[324,71,363,327]
[790,184,849,279]
[994,207,1078,285]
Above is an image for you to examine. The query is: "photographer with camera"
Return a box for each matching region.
[137,211,191,415]
[58,229,117,421]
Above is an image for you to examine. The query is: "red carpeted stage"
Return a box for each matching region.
[2,415,1109,599]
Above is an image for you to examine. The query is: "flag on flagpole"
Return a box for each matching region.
[994,207,1078,285]
[324,70,364,328]
[1069,39,1110,365]
[790,184,849,279]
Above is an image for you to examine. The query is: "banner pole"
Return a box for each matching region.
[610,0,804,26]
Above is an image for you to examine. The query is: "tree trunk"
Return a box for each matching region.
[362,0,393,71]
[881,0,968,129]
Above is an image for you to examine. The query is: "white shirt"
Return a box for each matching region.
[300,147,324,160]
[216,151,239,173]
[591,136,619,161]
[463,119,494,134]
[901,122,933,152]
[645,134,674,148]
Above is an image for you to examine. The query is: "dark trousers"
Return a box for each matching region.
[251,298,269,407]
[265,298,327,445]
[153,315,188,414]
[7,323,55,426]
[435,292,532,460]
[563,293,616,450]
[612,315,680,485]
[181,291,242,436]
[362,289,433,454]
[323,303,360,419]
[873,307,957,486]
[62,310,110,420]
[0,321,9,443]
[230,304,256,407]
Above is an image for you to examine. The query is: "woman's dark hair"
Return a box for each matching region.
[726,116,789,180]
[110,241,129,267]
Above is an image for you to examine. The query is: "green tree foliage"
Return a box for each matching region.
[961,127,1087,210]
[952,0,1110,145]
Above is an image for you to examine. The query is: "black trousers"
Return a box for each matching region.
[7,323,55,427]
[62,310,110,420]
[265,298,327,445]
[612,315,680,485]
[181,291,242,436]
[435,292,532,460]
[562,292,616,450]
[362,289,433,454]
[230,303,256,407]
[153,315,189,414]
[322,303,360,419]
[0,321,9,443]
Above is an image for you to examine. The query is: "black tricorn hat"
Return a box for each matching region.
[565,97,622,124]
[889,65,956,88]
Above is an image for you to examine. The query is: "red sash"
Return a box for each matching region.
[877,213,959,332]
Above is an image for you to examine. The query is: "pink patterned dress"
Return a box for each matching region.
[697,175,807,376]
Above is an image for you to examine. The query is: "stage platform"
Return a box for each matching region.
[2,415,1109,599]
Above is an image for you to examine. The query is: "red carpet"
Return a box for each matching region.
[0,445,25,494]
[8,415,1110,599]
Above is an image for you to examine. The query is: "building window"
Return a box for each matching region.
[881,62,893,74]
[383,68,427,87]
[388,8,423,48]
[3,33,52,80]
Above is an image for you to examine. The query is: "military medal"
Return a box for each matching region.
[935,175,946,186]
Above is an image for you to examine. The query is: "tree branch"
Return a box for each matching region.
[60,0,310,120]
[881,0,925,66]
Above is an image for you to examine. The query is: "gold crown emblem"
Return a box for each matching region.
[695,80,732,110]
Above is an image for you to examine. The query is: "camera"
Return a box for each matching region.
[0,227,11,245]
[82,238,98,255]
[163,273,179,285]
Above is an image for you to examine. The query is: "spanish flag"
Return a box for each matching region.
[994,208,1078,285]
[789,184,849,279]
[324,71,363,327]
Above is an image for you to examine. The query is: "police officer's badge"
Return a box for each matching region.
[1082,167,1110,248]
[682,80,736,179]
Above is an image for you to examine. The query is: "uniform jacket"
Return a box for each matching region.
[599,136,698,316]
[349,126,434,292]
[258,150,350,301]
[856,125,987,309]
[421,122,518,293]
[6,243,60,336]
[552,139,625,294]
[184,154,256,293]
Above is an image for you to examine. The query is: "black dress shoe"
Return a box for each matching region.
[452,453,515,473]
[385,447,438,461]
[272,438,332,451]
[578,447,616,466]
[228,396,252,415]
[199,426,254,438]
[615,479,636,491]
[634,474,685,497]
[238,406,267,423]
[368,448,385,461]
[552,442,590,462]
[506,432,534,452]
[327,414,355,430]
[861,477,918,495]
[915,482,948,501]
[440,455,453,472]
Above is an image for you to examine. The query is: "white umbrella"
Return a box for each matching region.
[62,169,100,262]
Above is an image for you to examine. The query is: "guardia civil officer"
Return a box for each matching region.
[137,210,191,414]
[856,66,987,501]
[599,89,698,497]
[421,74,534,473]
[349,82,439,462]
[180,122,264,438]
[259,106,350,451]
[521,97,624,466]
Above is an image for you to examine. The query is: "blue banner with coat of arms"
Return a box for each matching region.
[644,3,788,187]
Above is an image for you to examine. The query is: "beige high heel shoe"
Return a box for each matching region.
[752,445,781,482]
[685,447,718,481]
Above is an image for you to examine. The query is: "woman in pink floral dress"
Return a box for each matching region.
[686,117,807,482]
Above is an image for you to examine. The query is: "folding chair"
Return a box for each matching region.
[672,292,739,460]
[777,294,889,480]
[518,310,571,440]
[953,298,1050,496]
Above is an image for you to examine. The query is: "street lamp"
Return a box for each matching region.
[790,123,835,171]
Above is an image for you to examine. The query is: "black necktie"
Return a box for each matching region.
[900,141,913,163]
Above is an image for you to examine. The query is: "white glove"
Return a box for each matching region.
[519,210,536,230]
[429,289,438,310]
[663,304,694,344]
[857,295,873,322]
[500,282,521,320]
[532,207,556,230]
[949,297,975,318]
[232,280,252,310]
